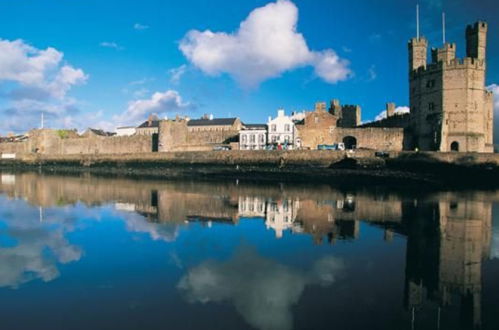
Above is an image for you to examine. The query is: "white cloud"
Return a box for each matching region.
[0,39,88,133]
[114,89,194,125]
[178,248,344,330]
[133,23,149,30]
[169,64,187,84]
[374,106,410,121]
[99,41,124,51]
[179,0,351,88]
[0,39,87,100]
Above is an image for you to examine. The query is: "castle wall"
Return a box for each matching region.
[0,130,152,155]
[296,109,337,149]
[0,141,28,154]
[60,135,152,154]
[335,127,405,151]
[409,65,445,150]
[159,120,239,152]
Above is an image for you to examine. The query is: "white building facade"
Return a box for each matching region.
[267,109,298,150]
[116,126,136,136]
[239,124,267,150]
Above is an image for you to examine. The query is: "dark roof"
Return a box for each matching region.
[187,118,237,127]
[242,124,267,130]
[88,128,115,136]
[137,120,160,128]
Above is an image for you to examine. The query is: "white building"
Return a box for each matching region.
[239,124,267,150]
[116,126,136,136]
[267,109,298,150]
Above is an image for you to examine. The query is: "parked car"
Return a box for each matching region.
[375,151,390,158]
[318,144,336,150]
[213,145,231,151]
[317,143,345,151]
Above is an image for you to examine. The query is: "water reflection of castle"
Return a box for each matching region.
[0,173,496,328]
[403,198,491,329]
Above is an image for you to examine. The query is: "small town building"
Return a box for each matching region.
[116,126,136,136]
[136,115,160,136]
[187,115,242,133]
[239,124,267,150]
[82,128,116,138]
[267,109,298,149]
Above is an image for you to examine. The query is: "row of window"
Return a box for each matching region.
[270,124,292,132]
[189,126,232,132]
[241,134,265,143]
[270,135,292,143]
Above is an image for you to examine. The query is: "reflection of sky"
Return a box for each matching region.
[0,198,82,288]
[0,196,181,289]
[178,248,344,330]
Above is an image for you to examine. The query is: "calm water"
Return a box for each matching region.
[0,172,498,330]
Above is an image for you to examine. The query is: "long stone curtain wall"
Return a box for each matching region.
[0,130,152,155]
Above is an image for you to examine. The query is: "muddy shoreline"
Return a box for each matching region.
[1,150,498,189]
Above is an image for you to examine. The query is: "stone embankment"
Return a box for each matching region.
[0,150,498,187]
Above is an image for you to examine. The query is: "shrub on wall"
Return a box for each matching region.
[57,130,70,139]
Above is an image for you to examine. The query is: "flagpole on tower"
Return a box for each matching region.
[442,12,446,44]
[41,112,44,129]
[416,3,420,40]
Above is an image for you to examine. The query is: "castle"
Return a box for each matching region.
[408,21,494,152]
[0,21,494,156]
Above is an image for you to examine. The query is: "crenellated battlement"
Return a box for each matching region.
[410,57,486,78]
[342,105,361,111]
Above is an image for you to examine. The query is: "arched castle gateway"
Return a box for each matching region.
[408,21,494,152]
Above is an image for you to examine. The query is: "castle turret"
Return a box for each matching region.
[409,37,428,71]
[431,43,456,63]
[329,99,341,116]
[386,103,396,118]
[409,20,492,153]
[466,21,487,61]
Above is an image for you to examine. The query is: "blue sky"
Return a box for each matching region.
[0,0,498,134]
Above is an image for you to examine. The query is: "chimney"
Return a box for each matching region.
[278,109,285,117]
[147,114,153,126]
[209,114,214,120]
[386,103,396,118]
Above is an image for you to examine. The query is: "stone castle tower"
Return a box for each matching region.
[408,21,494,152]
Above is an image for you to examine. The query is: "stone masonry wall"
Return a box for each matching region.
[335,127,405,151]
[0,129,152,155]
[159,120,239,152]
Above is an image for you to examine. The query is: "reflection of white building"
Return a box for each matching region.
[239,125,267,150]
[0,174,15,185]
[265,199,299,238]
[238,196,266,217]
[114,203,136,212]
[267,109,298,149]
